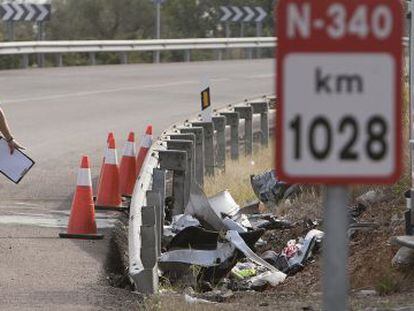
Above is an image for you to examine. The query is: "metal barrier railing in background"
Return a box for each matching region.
[128,95,276,293]
[0,37,409,68]
[0,37,276,68]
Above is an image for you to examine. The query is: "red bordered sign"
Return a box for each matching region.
[276,0,403,184]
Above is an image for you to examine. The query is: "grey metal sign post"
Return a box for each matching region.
[323,187,349,310]
[255,7,267,58]
[152,0,165,63]
[220,6,232,59]
[37,21,45,67]
[410,0,414,231]
[220,6,232,38]
[243,6,255,58]
[231,6,243,36]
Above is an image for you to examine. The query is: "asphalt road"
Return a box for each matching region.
[0,59,274,309]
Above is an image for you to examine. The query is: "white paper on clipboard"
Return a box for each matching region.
[0,138,34,184]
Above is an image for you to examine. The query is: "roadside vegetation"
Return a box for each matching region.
[200,119,414,308]
[0,0,276,69]
[204,144,273,205]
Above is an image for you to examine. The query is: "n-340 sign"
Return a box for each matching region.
[276,0,403,184]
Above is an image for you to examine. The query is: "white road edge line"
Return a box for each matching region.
[3,80,198,104]
[2,74,272,104]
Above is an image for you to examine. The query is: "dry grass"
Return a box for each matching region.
[204,145,274,206]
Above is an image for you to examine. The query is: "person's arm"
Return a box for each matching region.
[0,108,25,154]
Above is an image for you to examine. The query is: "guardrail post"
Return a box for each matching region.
[250,100,269,147]
[21,54,29,69]
[168,133,196,181]
[37,54,45,68]
[146,190,162,256]
[56,53,63,67]
[154,51,160,64]
[133,205,158,294]
[191,122,215,176]
[247,48,253,60]
[89,52,96,66]
[221,112,240,160]
[268,95,277,107]
[166,139,194,182]
[180,127,205,187]
[166,140,194,207]
[212,116,226,170]
[152,168,167,240]
[185,50,191,62]
[159,150,188,215]
[235,106,253,156]
[120,52,128,64]
[217,50,223,61]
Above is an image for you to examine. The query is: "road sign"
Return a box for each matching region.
[200,84,212,122]
[276,0,403,185]
[243,6,255,22]
[231,6,243,23]
[219,6,267,23]
[220,6,232,22]
[0,3,51,22]
[255,6,267,23]
[201,88,211,111]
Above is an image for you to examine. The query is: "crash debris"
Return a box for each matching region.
[157,179,322,299]
[151,170,381,302]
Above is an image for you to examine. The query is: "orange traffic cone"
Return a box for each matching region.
[120,132,137,197]
[97,132,114,191]
[96,136,123,209]
[136,125,153,175]
[59,156,103,240]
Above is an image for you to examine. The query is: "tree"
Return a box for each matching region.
[47,0,154,40]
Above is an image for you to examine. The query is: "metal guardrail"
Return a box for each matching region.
[0,36,409,56]
[128,95,276,293]
[0,36,409,68]
[0,37,276,55]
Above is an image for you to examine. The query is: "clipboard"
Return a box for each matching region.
[0,137,34,184]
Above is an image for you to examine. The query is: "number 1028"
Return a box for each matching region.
[289,115,388,161]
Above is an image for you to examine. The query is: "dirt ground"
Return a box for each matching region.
[142,291,414,310]
[117,141,414,310]
[136,185,414,311]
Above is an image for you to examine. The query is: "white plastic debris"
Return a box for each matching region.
[305,229,324,243]
[248,271,287,287]
[208,190,240,217]
[171,214,200,233]
[208,190,252,229]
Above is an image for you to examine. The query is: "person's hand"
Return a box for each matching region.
[7,139,25,155]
